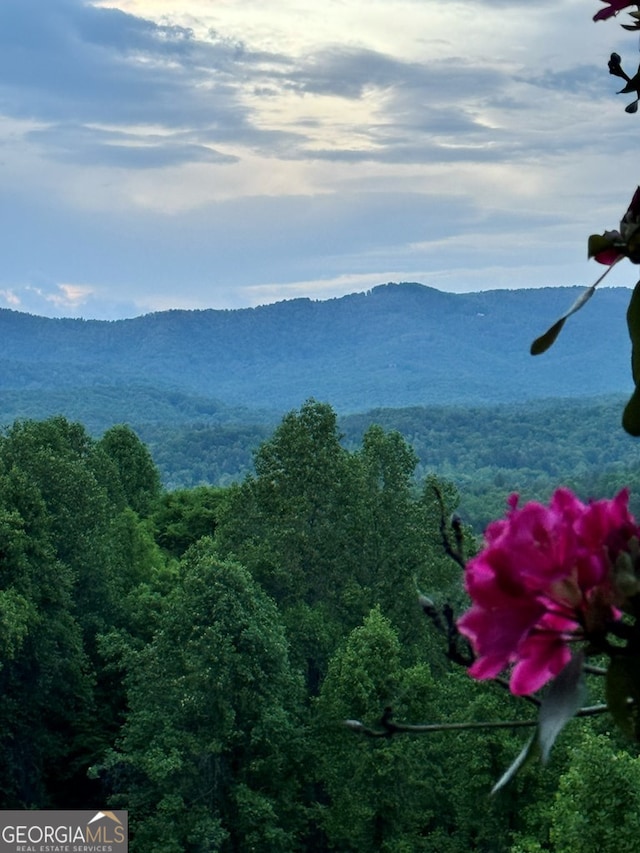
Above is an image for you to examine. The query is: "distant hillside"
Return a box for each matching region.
[0,282,634,423]
[139,393,640,494]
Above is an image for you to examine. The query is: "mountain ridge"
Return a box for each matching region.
[0,282,633,415]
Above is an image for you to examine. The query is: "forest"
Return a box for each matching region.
[1,400,639,852]
[139,394,640,532]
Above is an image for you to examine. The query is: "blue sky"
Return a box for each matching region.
[0,0,638,318]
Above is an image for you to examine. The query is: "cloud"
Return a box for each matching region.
[0,0,295,155]
[0,0,610,174]
[285,46,505,102]
[0,0,623,190]
[26,123,238,168]
[521,64,610,97]
[0,0,635,320]
[0,276,144,319]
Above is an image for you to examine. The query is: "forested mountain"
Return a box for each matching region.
[2,282,638,531]
[0,282,633,417]
[3,286,640,849]
[131,394,640,533]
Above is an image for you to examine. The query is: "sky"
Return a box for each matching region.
[1,0,639,319]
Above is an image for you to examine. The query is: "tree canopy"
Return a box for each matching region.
[0,405,634,850]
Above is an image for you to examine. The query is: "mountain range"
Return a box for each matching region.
[0,282,634,429]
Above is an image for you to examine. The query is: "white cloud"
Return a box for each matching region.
[0,0,635,318]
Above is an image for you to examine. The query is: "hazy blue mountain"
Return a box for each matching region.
[0,282,633,422]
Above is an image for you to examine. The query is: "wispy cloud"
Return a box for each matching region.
[0,0,635,318]
[26,123,238,168]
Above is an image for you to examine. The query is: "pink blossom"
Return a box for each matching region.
[592,187,640,264]
[457,488,636,695]
[593,0,637,22]
[593,237,624,266]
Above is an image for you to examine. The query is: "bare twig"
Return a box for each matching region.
[583,664,607,676]
[344,717,537,738]
[432,483,466,570]
[344,703,610,739]
[418,593,473,667]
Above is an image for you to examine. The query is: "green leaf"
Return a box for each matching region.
[605,655,640,740]
[587,233,617,259]
[530,260,620,356]
[491,732,538,795]
[627,281,640,385]
[622,387,640,436]
[492,653,585,794]
[530,318,566,355]
[538,651,586,763]
[622,283,640,436]
[530,285,596,355]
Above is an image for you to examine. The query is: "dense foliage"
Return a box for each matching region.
[139,395,640,530]
[0,402,637,851]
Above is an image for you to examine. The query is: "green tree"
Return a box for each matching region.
[101,540,305,852]
[0,418,116,638]
[219,400,355,605]
[216,400,364,689]
[0,417,170,807]
[98,424,162,516]
[352,425,430,643]
[549,732,640,853]
[315,607,440,852]
[0,464,96,807]
[316,604,557,852]
[152,485,224,558]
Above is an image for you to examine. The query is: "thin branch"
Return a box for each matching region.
[432,483,466,570]
[345,703,610,739]
[451,514,465,563]
[575,703,611,717]
[344,718,538,738]
[583,664,607,676]
[418,594,473,667]
[442,603,474,667]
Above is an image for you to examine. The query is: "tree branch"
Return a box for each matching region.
[344,703,610,739]
[583,664,607,676]
[431,483,466,570]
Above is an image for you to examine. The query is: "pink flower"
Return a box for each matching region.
[591,186,640,264]
[593,0,637,22]
[457,488,636,695]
